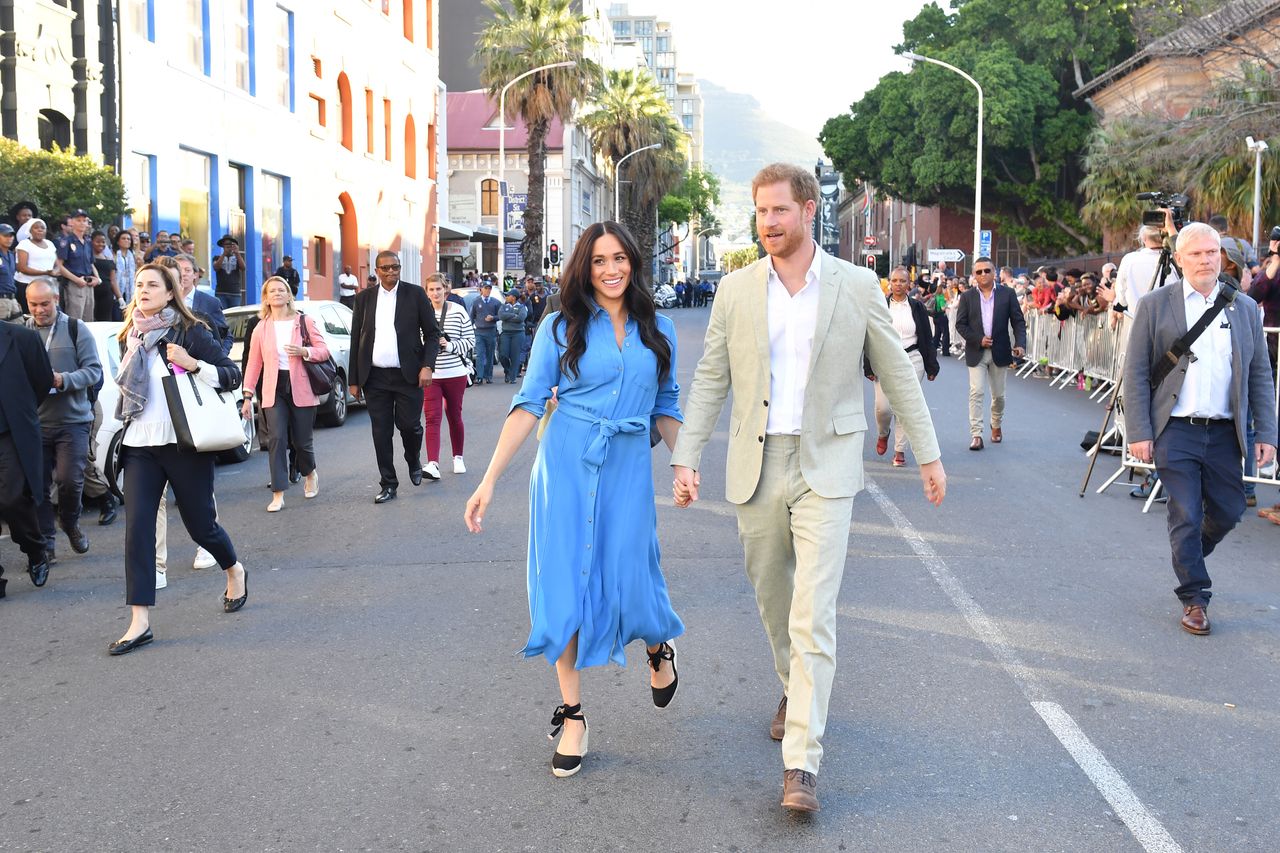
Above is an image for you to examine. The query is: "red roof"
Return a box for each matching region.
[446,90,566,151]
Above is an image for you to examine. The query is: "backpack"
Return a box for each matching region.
[66,318,105,404]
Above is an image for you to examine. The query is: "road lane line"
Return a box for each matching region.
[865,480,1183,853]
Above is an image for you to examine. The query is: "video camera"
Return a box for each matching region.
[1136,191,1188,230]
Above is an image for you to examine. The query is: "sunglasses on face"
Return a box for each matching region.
[377,264,401,272]
[974,269,994,275]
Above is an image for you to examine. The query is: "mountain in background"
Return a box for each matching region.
[700,78,826,244]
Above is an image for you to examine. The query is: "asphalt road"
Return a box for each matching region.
[2,305,1277,852]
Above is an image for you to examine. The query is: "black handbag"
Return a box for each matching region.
[297,312,338,395]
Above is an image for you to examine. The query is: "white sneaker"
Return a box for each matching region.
[424,460,441,480]
[453,456,466,474]
[155,569,168,590]
[193,547,217,570]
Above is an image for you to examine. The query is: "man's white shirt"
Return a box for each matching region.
[372,283,401,368]
[1116,246,1179,316]
[1169,280,1232,420]
[765,242,823,435]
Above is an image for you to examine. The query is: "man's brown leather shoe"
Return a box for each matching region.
[781,769,819,812]
[969,436,984,451]
[875,435,889,456]
[991,427,1003,443]
[769,695,787,741]
[1181,604,1210,635]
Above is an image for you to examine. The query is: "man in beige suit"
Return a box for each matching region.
[673,163,947,812]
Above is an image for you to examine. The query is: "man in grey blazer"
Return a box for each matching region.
[1123,222,1277,636]
[672,164,947,812]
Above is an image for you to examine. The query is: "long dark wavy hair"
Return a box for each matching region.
[551,221,672,382]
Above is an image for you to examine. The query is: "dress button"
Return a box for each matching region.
[763,400,769,407]
[587,517,592,523]
[758,436,764,443]
[589,491,595,497]
[612,390,617,395]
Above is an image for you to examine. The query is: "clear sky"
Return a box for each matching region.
[634,0,934,136]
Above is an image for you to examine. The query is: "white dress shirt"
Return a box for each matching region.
[888,297,917,347]
[1115,246,1179,317]
[371,282,400,368]
[765,242,823,435]
[1169,280,1232,419]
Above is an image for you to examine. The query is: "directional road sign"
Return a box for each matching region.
[928,248,966,263]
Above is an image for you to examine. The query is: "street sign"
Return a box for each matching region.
[928,248,965,263]
[861,248,884,255]
[863,235,877,247]
[504,243,523,272]
[979,230,992,258]
[504,193,527,233]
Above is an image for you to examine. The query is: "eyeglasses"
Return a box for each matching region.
[377,264,401,272]
[974,269,994,275]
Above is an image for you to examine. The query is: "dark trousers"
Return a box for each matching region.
[217,292,243,310]
[1154,418,1245,606]
[363,366,423,488]
[339,294,356,309]
[122,443,237,607]
[37,421,91,549]
[474,329,497,382]
[932,314,950,353]
[0,430,47,564]
[498,331,525,382]
[265,371,317,492]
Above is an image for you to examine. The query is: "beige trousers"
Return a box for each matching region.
[874,349,925,454]
[62,281,95,322]
[967,348,1007,436]
[734,435,855,773]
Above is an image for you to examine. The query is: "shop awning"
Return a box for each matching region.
[470,225,525,244]
[438,221,473,241]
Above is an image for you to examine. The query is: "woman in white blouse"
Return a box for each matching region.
[241,276,330,511]
[423,273,475,479]
[109,263,247,656]
[15,218,63,313]
[866,266,940,467]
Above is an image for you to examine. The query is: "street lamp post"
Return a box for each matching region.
[496,60,575,289]
[902,51,984,266]
[614,142,662,222]
[1246,136,1269,252]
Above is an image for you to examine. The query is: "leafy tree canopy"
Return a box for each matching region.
[0,139,129,225]
[819,0,1138,255]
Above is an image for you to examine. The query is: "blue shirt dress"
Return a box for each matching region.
[510,306,685,669]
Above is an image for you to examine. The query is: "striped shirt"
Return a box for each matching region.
[433,300,476,380]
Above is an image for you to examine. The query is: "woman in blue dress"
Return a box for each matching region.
[465,221,684,778]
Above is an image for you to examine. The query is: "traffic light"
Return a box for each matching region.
[548,241,560,266]
[904,244,917,272]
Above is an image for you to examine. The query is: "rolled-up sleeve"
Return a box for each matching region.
[651,315,683,423]
[509,312,562,418]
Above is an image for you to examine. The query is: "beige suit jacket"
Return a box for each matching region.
[671,252,940,503]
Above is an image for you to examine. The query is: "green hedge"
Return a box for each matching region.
[0,138,129,225]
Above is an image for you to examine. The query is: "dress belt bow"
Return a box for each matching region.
[557,403,648,472]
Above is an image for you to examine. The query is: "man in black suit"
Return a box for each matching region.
[955,256,1026,450]
[0,321,55,596]
[348,250,438,503]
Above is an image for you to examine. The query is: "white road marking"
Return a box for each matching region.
[865,480,1183,853]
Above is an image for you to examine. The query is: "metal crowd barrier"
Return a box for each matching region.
[1013,309,1124,398]
[1244,327,1280,490]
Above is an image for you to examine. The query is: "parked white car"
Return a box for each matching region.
[653,284,678,308]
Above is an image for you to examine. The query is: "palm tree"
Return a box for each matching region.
[476,0,596,277]
[579,67,688,283]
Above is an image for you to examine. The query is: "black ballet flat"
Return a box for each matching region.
[647,642,679,709]
[222,566,248,613]
[108,628,154,656]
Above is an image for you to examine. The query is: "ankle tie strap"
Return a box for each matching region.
[647,642,674,673]
[548,703,583,740]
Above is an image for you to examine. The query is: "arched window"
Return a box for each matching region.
[336,72,353,151]
[404,115,417,179]
[37,110,71,151]
[481,179,498,216]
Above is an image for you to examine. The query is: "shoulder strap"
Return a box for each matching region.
[1149,282,1237,389]
[68,316,79,346]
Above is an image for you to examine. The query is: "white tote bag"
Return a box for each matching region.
[162,367,245,453]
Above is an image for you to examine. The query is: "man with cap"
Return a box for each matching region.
[56,210,99,321]
[468,280,502,384]
[0,223,20,322]
[213,235,247,309]
[274,255,302,297]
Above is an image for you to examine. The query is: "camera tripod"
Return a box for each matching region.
[1079,240,1179,502]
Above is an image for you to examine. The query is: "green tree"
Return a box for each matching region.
[657,194,692,226]
[579,67,688,280]
[0,139,129,223]
[819,0,1137,255]
[476,0,597,276]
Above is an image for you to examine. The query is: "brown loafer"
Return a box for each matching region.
[991,427,1003,443]
[770,695,787,741]
[781,769,820,812]
[1180,604,1210,635]
[969,436,984,451]
[875,435,889,456]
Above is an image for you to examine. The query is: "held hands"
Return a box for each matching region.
[464,480,495,533]
[672,465,700,507]
[920,459,947,506]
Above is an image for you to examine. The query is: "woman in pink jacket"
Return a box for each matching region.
[241,276,330,511]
